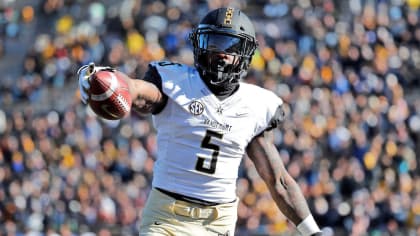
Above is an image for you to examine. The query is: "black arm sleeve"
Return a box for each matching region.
[266,105,286,131]
[141,64,168,114]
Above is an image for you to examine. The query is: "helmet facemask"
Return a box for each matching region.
[190,26,257,87]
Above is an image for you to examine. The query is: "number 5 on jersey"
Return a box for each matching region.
[195,130,223,174]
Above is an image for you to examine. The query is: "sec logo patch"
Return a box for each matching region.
[189,101,205,115]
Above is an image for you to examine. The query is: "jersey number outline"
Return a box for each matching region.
[195,130,223,174]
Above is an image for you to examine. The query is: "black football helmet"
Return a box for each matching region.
[190,7,258,87]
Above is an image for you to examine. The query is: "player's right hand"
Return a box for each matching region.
[77,63,94,104]
[77,62,115,104]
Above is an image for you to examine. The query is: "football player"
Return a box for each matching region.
[78,7,322,236]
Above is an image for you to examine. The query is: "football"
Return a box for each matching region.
[88,70,132,120]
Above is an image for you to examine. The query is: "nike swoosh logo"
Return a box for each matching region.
[154,221,162,225]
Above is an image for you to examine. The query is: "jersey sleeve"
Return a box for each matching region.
[142,63,163,91]
[253,88,285,136]
[266,105,285,131]
[142,61,192,114]
[141,63,168,114]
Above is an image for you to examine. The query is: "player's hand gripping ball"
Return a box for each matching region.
[88,69,132,120]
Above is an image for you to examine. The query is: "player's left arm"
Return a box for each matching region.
[77,63,167,115]
[245,107,322,236]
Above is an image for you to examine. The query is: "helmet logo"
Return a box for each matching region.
[224,7,234,25]
[189,100,205,115]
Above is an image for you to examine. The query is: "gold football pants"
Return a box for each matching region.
[139,188,238,236]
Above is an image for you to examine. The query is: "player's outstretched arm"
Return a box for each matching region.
[77,63,167,115]
[246,130,322,236]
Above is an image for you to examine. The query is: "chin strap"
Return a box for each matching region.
[198,65,240,89]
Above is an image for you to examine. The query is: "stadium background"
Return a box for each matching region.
[0,0,420,235]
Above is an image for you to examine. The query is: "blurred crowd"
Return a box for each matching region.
[0,0,420,235]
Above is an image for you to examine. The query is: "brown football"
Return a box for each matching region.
[88,70,132,120]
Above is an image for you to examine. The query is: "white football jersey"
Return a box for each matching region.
[151,61,283,203]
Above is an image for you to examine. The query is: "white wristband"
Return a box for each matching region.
[296,214,321,235]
